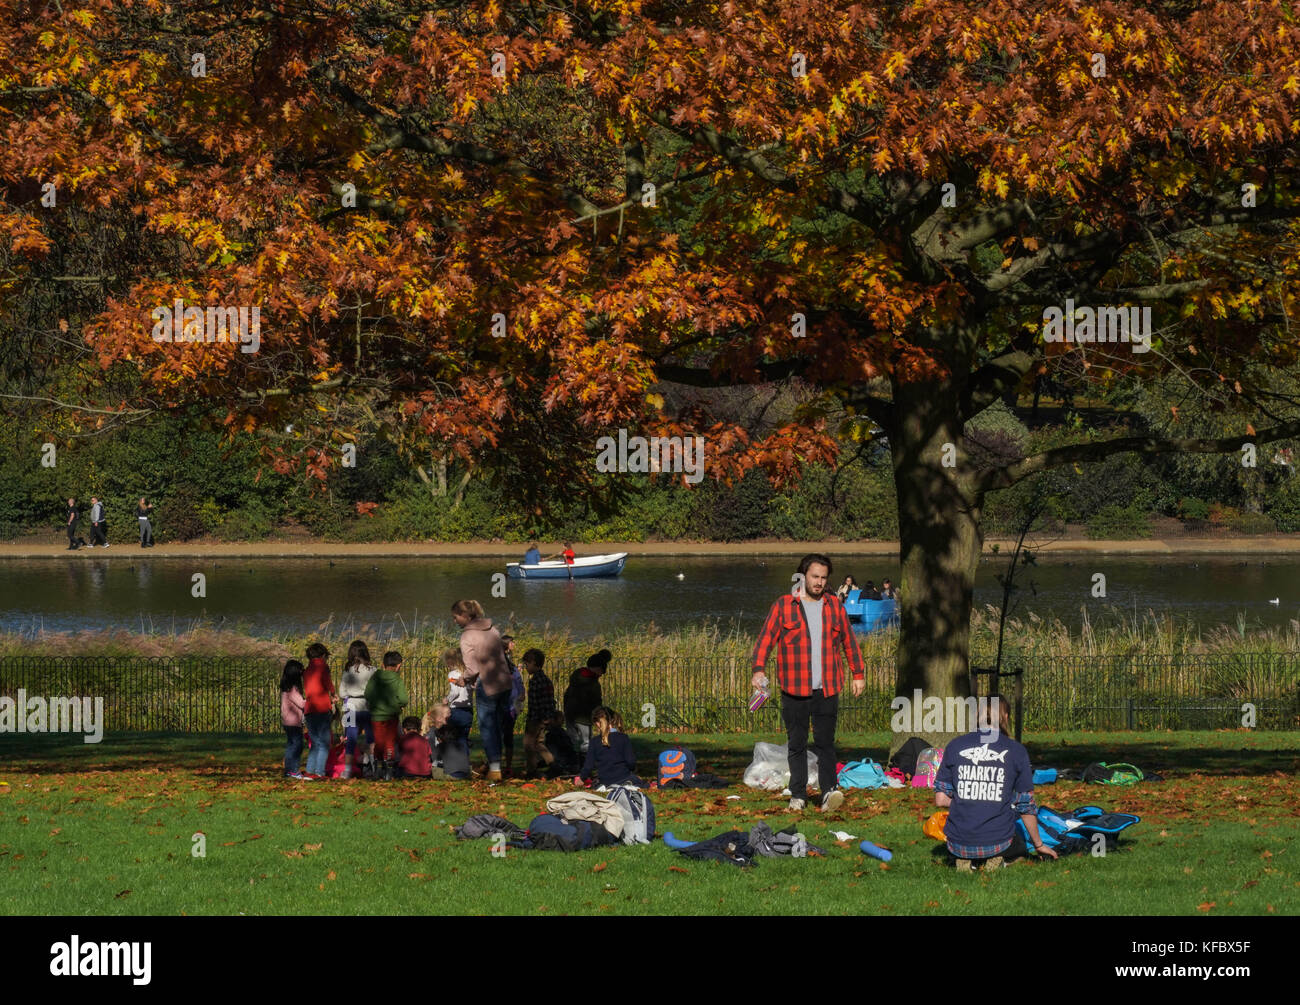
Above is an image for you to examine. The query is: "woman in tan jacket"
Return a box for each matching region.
[451,599,511,781]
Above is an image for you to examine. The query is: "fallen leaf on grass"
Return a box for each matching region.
[592,862,607,873]
[668,866,689,874]
[327,871,336,881]
[115,890,131,899]
[408,873,428,879]
[304,843,322,852]
[1197,902,1216,912]
[282,851,305,859]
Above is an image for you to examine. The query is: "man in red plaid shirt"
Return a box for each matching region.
[751,553,867,813]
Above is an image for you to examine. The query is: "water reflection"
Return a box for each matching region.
[0,554,1292,640]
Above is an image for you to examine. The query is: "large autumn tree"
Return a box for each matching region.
[4,0,1300,712]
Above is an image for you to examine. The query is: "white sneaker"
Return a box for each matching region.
[820,789,845,813]
[787,797,806,812]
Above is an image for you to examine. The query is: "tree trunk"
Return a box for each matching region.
[889,379,985,753]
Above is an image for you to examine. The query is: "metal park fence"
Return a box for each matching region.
[1,651,1297,735]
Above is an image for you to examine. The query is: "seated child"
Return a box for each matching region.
[422,703,471,780]
[397,715,433,779]
[436,723,471,780]
[543,712,580,779]
[577,706,643,788]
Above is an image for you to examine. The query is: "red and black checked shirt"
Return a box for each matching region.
[751,592,867,697]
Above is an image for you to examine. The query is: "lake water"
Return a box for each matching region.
[1,553,1297,640]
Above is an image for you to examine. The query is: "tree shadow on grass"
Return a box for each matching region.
[3,729,1297,778]
[631,731,1300,780]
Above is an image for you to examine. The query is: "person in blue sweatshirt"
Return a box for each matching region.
[576,707,642,788]
[933,692,1058,871]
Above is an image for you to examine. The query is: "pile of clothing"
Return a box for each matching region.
[665,822,825,867]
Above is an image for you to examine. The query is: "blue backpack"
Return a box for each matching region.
[837,759,887,789]
[658,747,697,786]
[1016,805,1140,854]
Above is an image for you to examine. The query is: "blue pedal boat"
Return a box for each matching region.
[842,590,900,632]
[506,552,628,579]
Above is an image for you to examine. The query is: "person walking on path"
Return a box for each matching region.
[88,497,108,548]
[136,497,155,548]
[452,599,511,782]
[751,553,867,814]
[65,498,80,550]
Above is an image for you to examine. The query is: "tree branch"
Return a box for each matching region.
[979,421,1300,494]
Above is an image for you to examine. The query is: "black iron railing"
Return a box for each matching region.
[1,652,1297,734]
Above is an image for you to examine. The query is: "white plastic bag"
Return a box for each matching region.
[743,741,819,791]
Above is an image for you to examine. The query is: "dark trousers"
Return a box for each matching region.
[138,518,153,546]
[66,522,79,548]
[90,522,107,546]
[502,712,517,757]
[781,688,839,800]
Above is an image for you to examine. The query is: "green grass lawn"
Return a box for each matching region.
[1,730,1296,915]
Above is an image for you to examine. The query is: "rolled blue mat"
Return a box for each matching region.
[859,839,893,862]
[662,831,695,850]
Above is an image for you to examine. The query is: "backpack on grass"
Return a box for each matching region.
[890,736,932,778]
[1016,805,1141,855]
[837,759,887,790]
[1081,762,1144,786]
[910,747,944,788]
[658,747,697,787]
[606,785,656,844]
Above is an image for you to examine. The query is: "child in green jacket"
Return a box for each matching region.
[364,650,410,771]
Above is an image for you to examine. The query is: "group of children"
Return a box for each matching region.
[277,638,638,786]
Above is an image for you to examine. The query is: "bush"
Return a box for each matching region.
[1086,504,1152,539]
[287,489,349,539]
[1265,474,1300,532]
[214,498,275,541]
[688,468,774,541]
[1225,511,1276,535]
[1178,497,1211,521]
[153,488,208,541]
